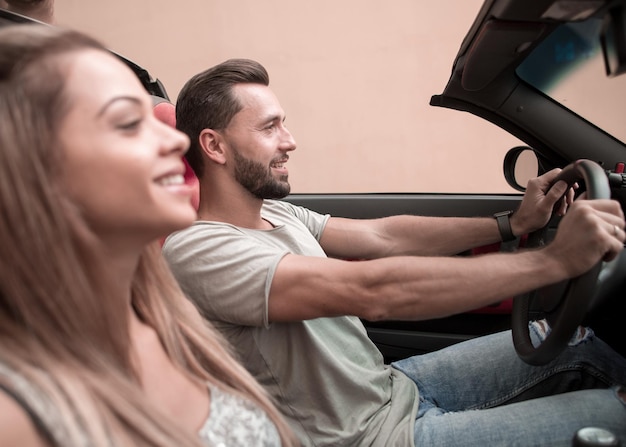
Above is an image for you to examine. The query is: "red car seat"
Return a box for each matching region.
[152,96,200,210]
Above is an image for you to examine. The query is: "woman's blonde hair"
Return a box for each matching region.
[0,24,296,446]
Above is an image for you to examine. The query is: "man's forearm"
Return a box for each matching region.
[355,249,566,321]
[270,248,565,323]
[378,214,507,257]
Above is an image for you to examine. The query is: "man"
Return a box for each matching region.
[163,59,626,446]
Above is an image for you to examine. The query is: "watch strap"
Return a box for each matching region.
[494,210,516,242]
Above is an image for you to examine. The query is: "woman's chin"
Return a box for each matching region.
[165,209,197,234]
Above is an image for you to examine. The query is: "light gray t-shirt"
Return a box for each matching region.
[163,200,418,447]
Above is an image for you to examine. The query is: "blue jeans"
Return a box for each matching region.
[391,325,626,447]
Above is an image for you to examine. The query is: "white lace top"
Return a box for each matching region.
[198,384,282,447]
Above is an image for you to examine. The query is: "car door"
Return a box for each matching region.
[285,192,523,362]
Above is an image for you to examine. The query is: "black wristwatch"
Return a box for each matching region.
[493,210,516,242]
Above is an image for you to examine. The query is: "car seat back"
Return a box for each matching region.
[152,97,200,210]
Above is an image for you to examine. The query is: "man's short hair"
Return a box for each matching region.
[176,59,270,179]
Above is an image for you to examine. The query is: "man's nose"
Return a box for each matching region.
[280,126,297,151]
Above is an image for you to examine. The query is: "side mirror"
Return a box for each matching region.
[601,4,626,77]
[503,146,539,192]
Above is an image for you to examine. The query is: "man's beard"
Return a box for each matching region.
[232,146,291,199]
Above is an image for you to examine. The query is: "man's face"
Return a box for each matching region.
[222,83,296,199]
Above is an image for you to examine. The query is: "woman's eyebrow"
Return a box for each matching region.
[96,96,142,117]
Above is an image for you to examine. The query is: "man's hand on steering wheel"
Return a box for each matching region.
[512,160,625,365]
[546,199,625,275]
[509,168,577,237]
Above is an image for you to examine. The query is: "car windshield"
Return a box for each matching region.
[516,17,626,145]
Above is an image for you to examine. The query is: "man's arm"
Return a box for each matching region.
[320,169,573,259]
[269,199,625,322]
[321,214,506,259]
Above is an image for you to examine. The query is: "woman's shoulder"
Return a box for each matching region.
[0,389,50,447]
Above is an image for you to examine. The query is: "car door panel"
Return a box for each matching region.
[286,193,525,361]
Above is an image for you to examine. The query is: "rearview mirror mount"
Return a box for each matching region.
[601,4,626,77]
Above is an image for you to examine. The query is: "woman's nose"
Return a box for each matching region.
[162,124,190,155]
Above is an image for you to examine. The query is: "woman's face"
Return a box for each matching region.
[57,49,196,245]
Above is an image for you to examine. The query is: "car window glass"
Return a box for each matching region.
[517,18,626,145]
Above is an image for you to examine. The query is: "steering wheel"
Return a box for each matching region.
[512,159,611,366]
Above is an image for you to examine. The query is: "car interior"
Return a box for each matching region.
[287,0,626,364]
[1,0,624,366]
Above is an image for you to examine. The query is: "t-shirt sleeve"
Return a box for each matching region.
[163,224,288,329]
[269,200,329,241]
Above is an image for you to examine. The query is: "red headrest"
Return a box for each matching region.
[152,97,200,210]
[153,100,177,128]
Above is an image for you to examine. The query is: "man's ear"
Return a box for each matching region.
[199,129,226,165]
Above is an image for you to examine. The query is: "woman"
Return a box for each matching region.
[0,24,296,446]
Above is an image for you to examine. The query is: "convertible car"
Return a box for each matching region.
[287,0,626,366]
[1,0,624,366]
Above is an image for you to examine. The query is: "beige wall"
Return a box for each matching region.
[54,0,524,193]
